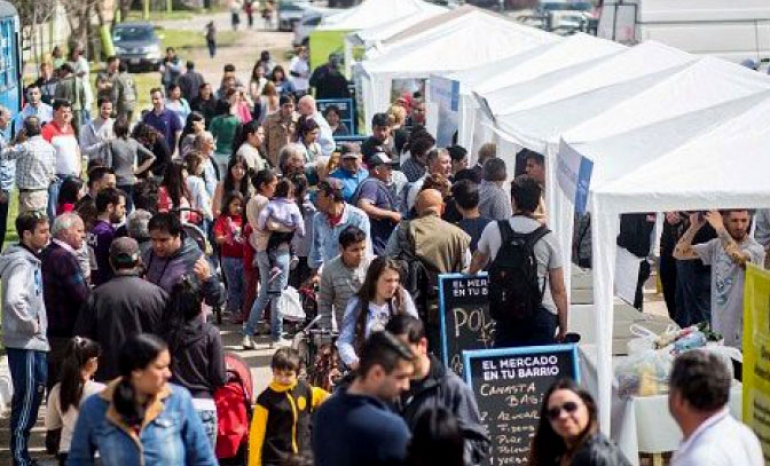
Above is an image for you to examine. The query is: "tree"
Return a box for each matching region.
[8,0,57,63]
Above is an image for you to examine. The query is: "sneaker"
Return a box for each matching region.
[241,336,255,350]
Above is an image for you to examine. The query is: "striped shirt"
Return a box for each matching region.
[0,135,57,190]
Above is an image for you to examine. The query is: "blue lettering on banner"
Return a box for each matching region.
[575,156,593,214]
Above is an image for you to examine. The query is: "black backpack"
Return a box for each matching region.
[488,220,550,324]
[393,221,438,323]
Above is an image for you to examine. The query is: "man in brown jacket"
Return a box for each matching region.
[262,94,298,168]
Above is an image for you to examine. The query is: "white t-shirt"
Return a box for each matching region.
[45,380,106,453]
[671,410,763,466]
[476,216,562,314]
[289,56,309,92]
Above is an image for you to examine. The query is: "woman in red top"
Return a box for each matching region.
[214,191,246,320]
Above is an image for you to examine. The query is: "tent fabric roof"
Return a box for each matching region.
[362,8,557,74]
[318,0,446,31]
[471,33,627,96]
[351,9,445,46]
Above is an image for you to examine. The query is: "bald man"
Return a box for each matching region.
[298,95,335,157]
[385,188,471,349]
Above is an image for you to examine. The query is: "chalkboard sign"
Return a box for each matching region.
[439,273,495,378]
[463,345,580,466]
[317,98,356,135]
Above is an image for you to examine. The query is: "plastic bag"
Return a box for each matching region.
[277,286,306,322]
[616,349,673,398]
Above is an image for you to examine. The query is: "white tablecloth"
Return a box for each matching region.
[579,344,742,466]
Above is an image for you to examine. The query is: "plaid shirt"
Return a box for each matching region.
[400,157,426,183]
[1,135,56,190]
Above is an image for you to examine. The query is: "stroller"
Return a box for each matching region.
[290,286,342,391]
[215,352,254,465]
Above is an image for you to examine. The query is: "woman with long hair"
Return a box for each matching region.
[179,111,207,157]
[255,80,279,124]
[270,65,295,96]
[288,172,315,288]
[296,116,322,163]
[529,379,631,466]
[157,159,193,223]
[324,104,349,137]
[212,153,253,217]
[163,278,226,448]
[233,119,268,172]
[336,257,419,370]
[132,122,171,178]
[242,169,279,345]
[249,61,268,101]
[165,83,192,127]
[108,117,156,211]
[68,334,217,465]
[45,337,103,466]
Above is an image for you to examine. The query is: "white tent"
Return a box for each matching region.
[358,7,557,128]
[558,89,770,439]
[463,41,696,152]
[489,56,770,278]
[437,33,637,152]
[318,0,446,31]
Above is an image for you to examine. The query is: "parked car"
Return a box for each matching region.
[278,0,311,32]
[112,22,163,72]
[293,7,343,47]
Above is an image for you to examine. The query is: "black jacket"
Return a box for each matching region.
[165,320,226,399]
[569,433,632,466]
[74,273,168,382]
[398,355,490,465]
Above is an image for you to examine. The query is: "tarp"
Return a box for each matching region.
[359,7,557,131]
[561,89,770,436]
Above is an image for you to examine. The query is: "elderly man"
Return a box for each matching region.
[386,189,471,348]
[1,116,57,214]
[404,148,452,213]
[329,143,369,202]
[41,213,89,391]
[297,95,335,157]
[194,131,220,197]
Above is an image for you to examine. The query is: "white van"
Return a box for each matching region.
[597,0,770,63]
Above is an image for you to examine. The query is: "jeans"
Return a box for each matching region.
[196,408,218,449]
[47,175,67,221]
[494,307,558,348]
[7,348,47,466]
[222,256,245,314]
[244,249,289,341]
[118,184,134,213]
[675,261,712,328]
[207,39,216,58]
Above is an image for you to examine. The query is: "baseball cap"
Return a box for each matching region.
[369,152,398,168]
[109,237,141,266]
[339,142,361,159]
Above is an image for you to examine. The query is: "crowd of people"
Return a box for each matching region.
[0,40,764,466]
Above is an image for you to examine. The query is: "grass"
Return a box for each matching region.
[124,6,224,22]
[161,29,239,51]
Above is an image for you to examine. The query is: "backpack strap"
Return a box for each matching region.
[498,219,514,245]
[525,224,551,247]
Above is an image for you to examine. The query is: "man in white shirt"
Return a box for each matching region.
[289,46,310,97]
[669,350,762,466]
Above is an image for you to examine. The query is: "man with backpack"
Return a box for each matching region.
[352,150,402,255]
[386,189,470,349]
[469,175,568,348]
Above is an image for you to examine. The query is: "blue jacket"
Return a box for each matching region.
[68,381,216,466]
[309,204,371,270]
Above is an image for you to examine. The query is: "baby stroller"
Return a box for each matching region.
[215,352,254,466]
[290,286,342,391]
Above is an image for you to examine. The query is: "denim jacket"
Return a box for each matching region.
[68,380,217,466]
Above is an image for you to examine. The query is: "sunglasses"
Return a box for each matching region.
[547,401,580,421]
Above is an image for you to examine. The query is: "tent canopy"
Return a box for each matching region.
[318,0,446,31]
[561,89,770,437]
[350,9,445,47]
[359,7,557,126]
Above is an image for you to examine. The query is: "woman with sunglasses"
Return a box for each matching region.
[529,379,631,466]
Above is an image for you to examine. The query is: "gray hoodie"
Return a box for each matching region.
[0,244,49,351]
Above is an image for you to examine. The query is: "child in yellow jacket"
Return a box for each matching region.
[249,347,329,466]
